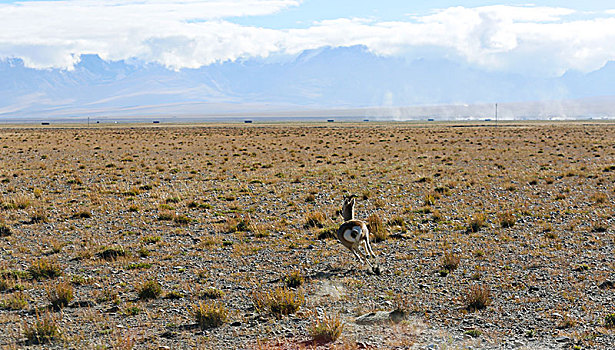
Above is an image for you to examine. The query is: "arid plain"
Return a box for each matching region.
[0,122,614,349]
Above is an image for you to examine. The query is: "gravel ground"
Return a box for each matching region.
[0,122,613,349]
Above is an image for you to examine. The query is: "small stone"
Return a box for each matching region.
[230,321,241,327]
[555,336,571,343]
[105,306,120,313]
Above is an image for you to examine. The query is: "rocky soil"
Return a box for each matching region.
[0,122,614,349]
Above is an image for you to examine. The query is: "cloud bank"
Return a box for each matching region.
[2,1,615,76]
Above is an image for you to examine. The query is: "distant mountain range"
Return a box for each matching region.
[1,45,614,120]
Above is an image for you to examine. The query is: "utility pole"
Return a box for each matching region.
[495,103,498,126]
[88,116,90,127]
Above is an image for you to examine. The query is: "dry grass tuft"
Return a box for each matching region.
[28,258,63,280]
[137,279,162,300]
[193,301,228,329]
[23,311,59,345]
[464,284,492,311]
[305,211,327,228]
[252,287,304,318]
[367,213,388,242]
[46,281,74,310]
[466,214,487,233]
[309,311,344,344]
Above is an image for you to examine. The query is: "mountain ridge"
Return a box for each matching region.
[1,45,614,119]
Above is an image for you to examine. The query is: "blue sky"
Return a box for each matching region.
[231,1,615,28]
[1,0,615,77]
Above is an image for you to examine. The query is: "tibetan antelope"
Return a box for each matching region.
[337,195,380,273]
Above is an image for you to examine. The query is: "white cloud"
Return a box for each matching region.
[1,1,615,76]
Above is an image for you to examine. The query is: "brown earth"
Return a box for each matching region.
[0,122,614,349]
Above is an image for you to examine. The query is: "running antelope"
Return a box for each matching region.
[337,195,380,273]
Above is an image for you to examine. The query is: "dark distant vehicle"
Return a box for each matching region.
[327,119,335,122]
[363,119,369,122]
[427,118,435,121]
[153,120,160,124]
[485,118,492,121]
[41,122,50,125]
[244,120,253,123]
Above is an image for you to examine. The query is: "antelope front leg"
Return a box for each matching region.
[354,247,374,268]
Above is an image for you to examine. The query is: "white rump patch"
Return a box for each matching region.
[343,226,361,243]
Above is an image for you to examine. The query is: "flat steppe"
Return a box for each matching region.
[0,122,613,349]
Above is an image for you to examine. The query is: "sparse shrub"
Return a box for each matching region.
[235,218,250,232]
[464,284,491,311]
[193,301,228,329]
[137,247,151,257]
[0,223,11,237]
[125,262,152,270]
[466,214,486,233]
[424,193,438,206]
[0,277,13,292]
[97,246,127,261]
[441,251,461,273]
[123,305,142,316]
[310,311,344,343]
[465,329,482,338]
[164,290,184,299]
[284,271,304,288]
[200,287,224,300]
[304,211,326,228]
[23,311,59,344]
[165,196,181,204]
[94,288,119,304]
[46,281,74,310]
[137,280,162,300]
[10,195,31,210]
[128,205,139,212]
[373,197,386,209]
[1,291,28,310]
[30,208,48,223]
[592,223,608,233]
[252,287,304,317]
[605,313,615,329]
[387,215,406,228]
[70,275,92,286]
[498,211,516,228]
[157,210,175,221]
[557,315,576,329]
[305,194,316,203]
[317,226,337,240]
[72,210,91,219]
[174,214,191,225]
[28,258,62,280]
[367,213,388,242]
[142,235,161,244]
[590,193,607,204]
